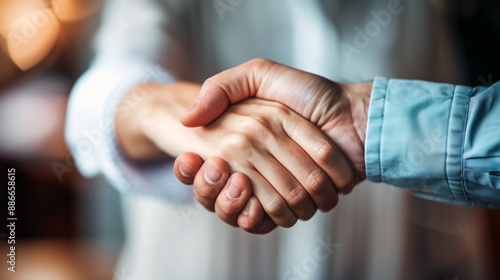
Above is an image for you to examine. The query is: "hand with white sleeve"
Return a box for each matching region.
[115,80,352,234]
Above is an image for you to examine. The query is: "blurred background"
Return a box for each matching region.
[0,1,124,279]
[0,0,499,279]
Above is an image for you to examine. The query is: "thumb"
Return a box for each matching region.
[180,58,274,127]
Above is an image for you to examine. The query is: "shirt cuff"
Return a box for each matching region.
[363,77,489,207]
[364,77,387,183]
[66,60,194,205]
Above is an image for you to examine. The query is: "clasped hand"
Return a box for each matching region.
[173,59,372,234]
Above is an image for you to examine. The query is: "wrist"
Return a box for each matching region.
[342,81,372,146]
[117,82,204,161]
[115,83,168,162]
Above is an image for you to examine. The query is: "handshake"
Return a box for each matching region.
[174,59,373,234]
[118,58,373,234]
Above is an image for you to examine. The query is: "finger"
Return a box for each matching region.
[252,152,317,221]
[272,141,333,215]
[283,110,354,197]
[173,152,204,185]
[192,157,230,212]
[231,101,339,212]
[180,58,276,127]
[244,168,298,228]
[237,196,277,234]
[214,172,252,227]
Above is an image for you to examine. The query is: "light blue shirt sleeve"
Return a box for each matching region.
[365,77,500,208]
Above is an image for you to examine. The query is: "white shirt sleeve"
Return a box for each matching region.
[65,0,194,204]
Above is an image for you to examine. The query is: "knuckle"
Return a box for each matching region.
[248,58,272,71]
[336,173,355,194]
[282,217,298,228]
[306,169,328,196]
[237,197,265,233]
[301,208,317,221]
[273,102,290,115]
[249,114,271,129]
[239,216,260,232]
[203,76,223,92]
[262,101,290,120]
[238,118,273,143]
[194,182,219,199]
[239,221,254,232]
[286,186,309,210]
[315,139,337,165]
[321,203,335,213]
[245,115,271,132]
[264,196,288,217]
[320,193,339,212]
[221,132,252,154]
[203,76,217,86]
[217,203,238,220]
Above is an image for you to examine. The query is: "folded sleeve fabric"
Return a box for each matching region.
[365,77,500,208]
[64,0,194,205]
[65,60,194,204]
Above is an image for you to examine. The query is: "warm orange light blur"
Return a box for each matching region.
[51,0,102,22]
[0,0,60,70]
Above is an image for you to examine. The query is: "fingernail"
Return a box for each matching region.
[242,201,251,215]
[204,164,222,185]
[226,180,243,199]
[179,160,194,177]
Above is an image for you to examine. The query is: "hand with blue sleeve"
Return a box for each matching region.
[366,78,500,208]
[174,59,500,231]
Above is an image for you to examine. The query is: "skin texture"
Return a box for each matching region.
[115,80,350,234]
[174,59,373,233]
